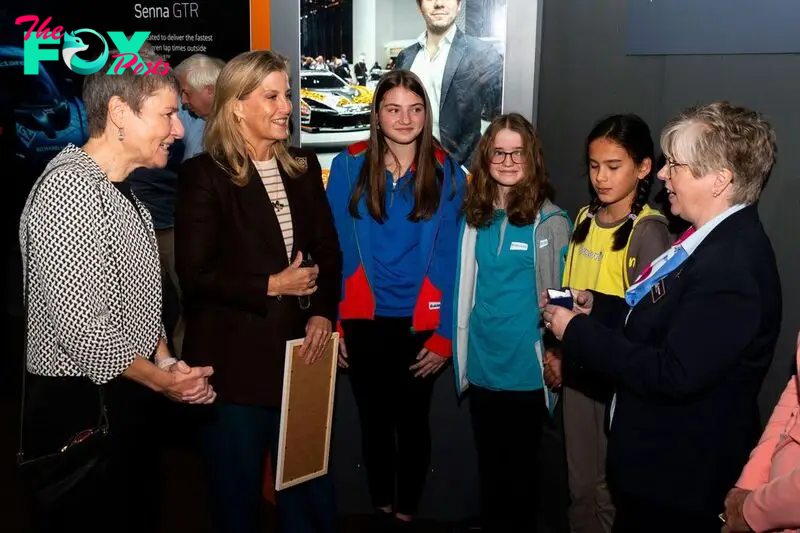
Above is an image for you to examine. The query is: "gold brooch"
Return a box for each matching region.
[294,157,308,171]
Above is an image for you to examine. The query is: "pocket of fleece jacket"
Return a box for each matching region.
[412,277,442,332]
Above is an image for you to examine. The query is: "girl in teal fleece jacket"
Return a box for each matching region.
[453,113,571,533]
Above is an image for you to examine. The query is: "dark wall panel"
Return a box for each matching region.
[538,0,800,418]
[626,0,800,55]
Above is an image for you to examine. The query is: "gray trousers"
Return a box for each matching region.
[563,385,615,533]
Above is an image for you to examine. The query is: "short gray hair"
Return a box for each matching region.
[82,50,180,139]
[138,40,155,55]
[660,101,777,204]
[174,53,225,90]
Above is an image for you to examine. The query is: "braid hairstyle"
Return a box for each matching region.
[610,174,653,250]
[571,114,655,249]
[570,195,602,244]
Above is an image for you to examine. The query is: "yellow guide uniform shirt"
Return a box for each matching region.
[562,204,670,295]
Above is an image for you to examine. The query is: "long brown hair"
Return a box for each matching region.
[204,50,302,186]
[348,70,444,222]
[464,113,551,228]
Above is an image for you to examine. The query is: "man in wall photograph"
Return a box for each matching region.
[395,0,504,168]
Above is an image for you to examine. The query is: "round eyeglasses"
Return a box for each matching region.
[491,150,525,165]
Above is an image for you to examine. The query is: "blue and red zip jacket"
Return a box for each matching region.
[325,141,467,357]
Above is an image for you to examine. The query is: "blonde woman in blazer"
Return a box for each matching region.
[175,50,341,533]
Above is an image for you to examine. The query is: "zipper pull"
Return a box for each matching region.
[389,179,398,208]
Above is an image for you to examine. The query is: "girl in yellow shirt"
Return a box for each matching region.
[547,114,672,533]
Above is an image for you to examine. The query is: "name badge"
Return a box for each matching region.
[428,301,441,310]
[651,279,666,303]
[539,238,549,248]
[510,241,528,251]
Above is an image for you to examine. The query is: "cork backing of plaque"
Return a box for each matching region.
[275,332,339,490]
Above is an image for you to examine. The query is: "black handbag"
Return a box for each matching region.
[15,161,111,507]
[16,387,110,506]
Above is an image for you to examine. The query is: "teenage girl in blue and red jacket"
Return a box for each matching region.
[326,69,466,529]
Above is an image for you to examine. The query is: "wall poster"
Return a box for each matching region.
[299,0,507,178]
[0,1,253,321]
[0,0,250,231]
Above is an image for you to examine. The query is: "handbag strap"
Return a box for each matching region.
[17,161,108,463]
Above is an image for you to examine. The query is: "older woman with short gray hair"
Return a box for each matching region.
[18,52,215,532]
[541,101,782,533]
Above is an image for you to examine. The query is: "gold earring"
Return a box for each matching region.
[118,128,124,141]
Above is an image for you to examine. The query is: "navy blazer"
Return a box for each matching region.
[396,28,503,168]
[562,205,782,515]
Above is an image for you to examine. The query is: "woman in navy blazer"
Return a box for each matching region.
[541,101,782,533]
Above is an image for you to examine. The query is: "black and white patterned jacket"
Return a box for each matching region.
[19,144,165,384]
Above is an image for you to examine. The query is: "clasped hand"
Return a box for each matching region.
[720,487,753,532]
[162,360,216,404]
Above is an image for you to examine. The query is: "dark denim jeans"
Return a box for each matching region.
[200,402,338,533]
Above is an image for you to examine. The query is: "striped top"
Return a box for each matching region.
[254,158,293,260]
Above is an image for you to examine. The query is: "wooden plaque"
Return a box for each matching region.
[275,332,339,490]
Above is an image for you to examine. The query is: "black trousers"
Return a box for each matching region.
[612,493,721,533]
[469,385,548,533]
[343,317,435,516]
[20,373,162,533]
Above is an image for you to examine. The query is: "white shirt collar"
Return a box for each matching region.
[416,24,458,48]
[680,203,748,256]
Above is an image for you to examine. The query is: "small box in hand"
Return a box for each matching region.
[547,288,574,310]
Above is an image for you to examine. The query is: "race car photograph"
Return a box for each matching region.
[299,70,374,134]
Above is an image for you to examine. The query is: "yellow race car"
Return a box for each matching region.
[300,70,373,133]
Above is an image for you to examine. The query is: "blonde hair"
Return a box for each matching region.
[204,50,301,186]
[660,101,776,204]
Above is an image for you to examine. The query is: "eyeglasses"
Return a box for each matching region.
[491,150,525,165]
[665,158,688,179]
